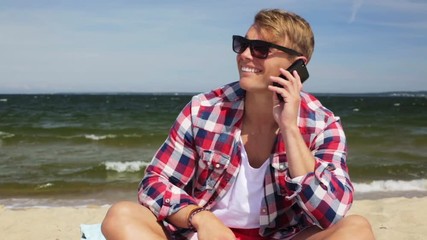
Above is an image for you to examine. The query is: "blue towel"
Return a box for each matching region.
[80,224,106,240]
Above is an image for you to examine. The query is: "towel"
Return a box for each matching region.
[80,224,106,240]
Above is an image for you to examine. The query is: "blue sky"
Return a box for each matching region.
[1,0,426,93]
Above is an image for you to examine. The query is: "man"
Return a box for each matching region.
[102,9,375,240]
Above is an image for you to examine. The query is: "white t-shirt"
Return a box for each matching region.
[211,142,270,228]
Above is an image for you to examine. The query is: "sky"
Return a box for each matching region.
[0,0,426,94]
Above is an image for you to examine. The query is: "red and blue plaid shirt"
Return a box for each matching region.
[138,82,353,239]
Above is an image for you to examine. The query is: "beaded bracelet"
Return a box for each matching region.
[187,207,209,231]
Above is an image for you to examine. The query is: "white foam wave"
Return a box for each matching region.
[36,183,54,189]
[104,161,149,173]
[84,134,116,141]
[0,98,7,102]
[0,131,15,139]
[354,179,427,193]
[389,92,426,97]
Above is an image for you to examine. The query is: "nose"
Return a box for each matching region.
[239,46,253,60]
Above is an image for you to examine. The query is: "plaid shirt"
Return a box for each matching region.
[138,81,353,239]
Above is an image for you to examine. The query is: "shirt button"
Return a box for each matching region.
[326,163,336,171]
[215,163,221,168]
[262,208,267,213]
[165,199,170,203]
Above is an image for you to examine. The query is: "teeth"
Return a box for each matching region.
[241,67,261,73]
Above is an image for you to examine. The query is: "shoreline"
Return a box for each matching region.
[1,189,427,208]
[1,196,426,240]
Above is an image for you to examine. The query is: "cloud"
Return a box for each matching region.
[349,0,364,23]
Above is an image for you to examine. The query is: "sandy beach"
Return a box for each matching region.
[0,197,426,240]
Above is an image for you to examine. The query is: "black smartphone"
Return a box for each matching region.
[273,59,309,101]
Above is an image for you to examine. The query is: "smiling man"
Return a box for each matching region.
[101,8,375,240]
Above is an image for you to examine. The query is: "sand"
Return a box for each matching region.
[0,197,426,240]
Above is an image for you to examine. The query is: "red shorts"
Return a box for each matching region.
[231,228,269,240]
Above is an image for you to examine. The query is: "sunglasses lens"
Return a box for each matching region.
[233,36,270,59]
[251,43,269,59]
[233,36,247,54]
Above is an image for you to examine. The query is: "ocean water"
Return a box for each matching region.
[0,92,426,207]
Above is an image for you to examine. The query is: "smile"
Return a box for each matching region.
[241,67,261,73]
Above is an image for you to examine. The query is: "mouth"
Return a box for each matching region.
[241,66,261,73]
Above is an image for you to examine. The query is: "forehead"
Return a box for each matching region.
[246,25,286,45]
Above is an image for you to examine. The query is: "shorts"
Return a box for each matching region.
[231,228,270,240]
[188,228,269,240]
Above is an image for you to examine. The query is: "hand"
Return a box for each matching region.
[192,211,236,240]
[268,68,302,129]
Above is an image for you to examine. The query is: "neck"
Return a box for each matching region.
[243,92,277,132]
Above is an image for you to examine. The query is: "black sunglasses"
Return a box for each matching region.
[232,35,302,59]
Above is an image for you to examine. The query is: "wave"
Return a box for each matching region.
[84,134,117,141]
[35,183,54,189]
[353,179,427,193]
[388,92,426,98]
[0,131,15,139]
[104,161,150,173]
[1,131,158,141]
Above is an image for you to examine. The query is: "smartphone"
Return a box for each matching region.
[273,59,309,101]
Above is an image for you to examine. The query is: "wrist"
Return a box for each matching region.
[187,207,210,231]
[281,124,299,135]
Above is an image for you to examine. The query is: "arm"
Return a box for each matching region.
[138,102,199,221]
[138,101,235,239]
[270,68,316,178]
[279,100,353,228]
[291,117,353,228]
[270,69,353,228]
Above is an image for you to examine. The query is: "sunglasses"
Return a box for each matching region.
[232,35,302,59]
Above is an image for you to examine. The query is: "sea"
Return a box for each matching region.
[0,91,426,208]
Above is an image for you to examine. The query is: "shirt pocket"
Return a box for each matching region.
[271,161,288,196]
[195,150,230,193]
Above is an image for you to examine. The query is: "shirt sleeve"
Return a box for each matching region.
[137,102,199,221]
[283,116,354,228]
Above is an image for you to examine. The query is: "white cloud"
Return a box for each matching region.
[349,0,364,23]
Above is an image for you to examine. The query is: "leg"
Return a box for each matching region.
[101,201,170,240]
[293,215,375,240]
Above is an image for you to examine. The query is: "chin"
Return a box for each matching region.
[239,77,267,91]
[238,77,252,90]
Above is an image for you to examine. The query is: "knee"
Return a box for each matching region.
[101,201,141,234]
[105,201,139,218]
[344,215,372,229]
[341,215,375,239]
[101,201,166,239]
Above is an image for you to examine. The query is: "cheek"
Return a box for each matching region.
[265,65,282,78]
[268,59,292,77]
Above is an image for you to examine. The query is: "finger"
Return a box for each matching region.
[271,87,281,104]
[279,92,288,103]
[268,84,289,104]
[279,68,295,83]
[270,75,290,90]
[291,70,303,92]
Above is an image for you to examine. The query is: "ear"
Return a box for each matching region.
[295,56,309,65]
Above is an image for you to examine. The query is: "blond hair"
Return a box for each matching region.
[254,9,315,61]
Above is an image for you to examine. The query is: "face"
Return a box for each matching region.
[237,26,294,94]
